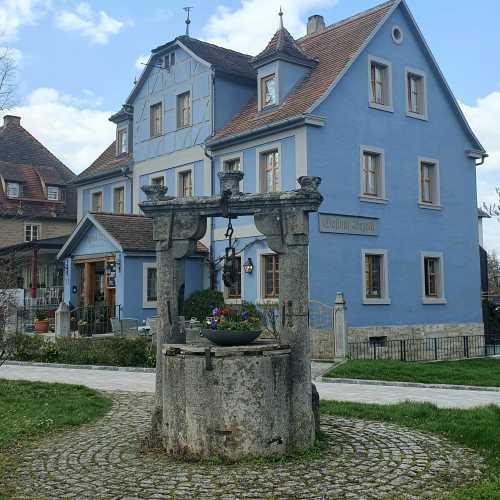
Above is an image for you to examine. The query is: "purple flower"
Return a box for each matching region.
[212,307,220,317]
[210,319,218,330]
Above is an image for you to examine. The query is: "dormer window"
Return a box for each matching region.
[117,128,128,155]
[6,182,20,198]
[47,186,60,201]
[261,74,277,108]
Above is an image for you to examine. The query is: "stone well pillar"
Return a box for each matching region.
[162,343,291,460]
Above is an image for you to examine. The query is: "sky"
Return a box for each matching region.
[0,0,499,252]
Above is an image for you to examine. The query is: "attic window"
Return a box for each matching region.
[6,182,20,198]
[47,186,60,201]
[117,128,128,155]
[261,74,277,108]
[391,26,403,44]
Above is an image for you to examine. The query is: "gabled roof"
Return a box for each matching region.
[251,25,316,68]
[209,0,485,154]
[58,212,208,259]
[0,117,76,220]
[75,141,132,184]
[126,36,256,108]
[175,36,255,81]
[209,0,396,144]
[0,116,75,182]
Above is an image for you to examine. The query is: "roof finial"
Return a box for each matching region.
[183,6,193,36]
[278,6,284,29]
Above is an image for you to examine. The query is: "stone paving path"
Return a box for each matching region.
[2,392,485,499]
[3,363,500,408]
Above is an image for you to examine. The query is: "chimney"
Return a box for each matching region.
[3,115,21,127]
[307,15,325,36]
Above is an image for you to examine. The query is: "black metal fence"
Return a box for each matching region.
[348,334,500,362]
[70,305,121,336]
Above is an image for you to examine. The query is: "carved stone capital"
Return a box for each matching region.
[141,184,169,201]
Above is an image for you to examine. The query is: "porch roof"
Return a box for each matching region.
[0,234,70,256]
[57,213,208,260]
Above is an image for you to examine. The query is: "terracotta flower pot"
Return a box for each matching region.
[34,319,49,334]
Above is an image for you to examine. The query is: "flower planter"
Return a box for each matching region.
[202,329,262,347]
[34,319,49,334]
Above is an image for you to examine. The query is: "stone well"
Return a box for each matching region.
[162,343,291,460]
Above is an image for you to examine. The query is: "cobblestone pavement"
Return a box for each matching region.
[2,392,485,499]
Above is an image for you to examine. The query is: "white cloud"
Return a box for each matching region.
[1,87,115,173]
[461,92,500,253]
[203,0,337,55]
[54,2,127,45]
[135,53,149,71]
[0,0,51,41]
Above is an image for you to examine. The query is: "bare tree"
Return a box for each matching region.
[488,250,500,297]
[0,44,17,111]
[483,187,500,221]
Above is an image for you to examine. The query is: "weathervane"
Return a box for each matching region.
[184,6,193,37]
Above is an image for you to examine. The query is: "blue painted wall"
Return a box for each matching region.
[277,60,308,103]
[212,135,296,231]
[80,176,133,217]
[305,5,481,327]
[132,46,212,163]
[214,76,254,131]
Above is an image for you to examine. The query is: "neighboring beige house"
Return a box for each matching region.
[0,115,76,305]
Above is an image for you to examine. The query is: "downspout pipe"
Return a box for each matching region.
[475,153,488,167]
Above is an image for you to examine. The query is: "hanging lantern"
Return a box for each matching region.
[243,258,254,274]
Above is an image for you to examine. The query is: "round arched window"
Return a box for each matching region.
[392,25,403,44]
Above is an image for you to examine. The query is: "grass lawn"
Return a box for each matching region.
[324,358,500,387]
[0,379,111,451]
[0,379,111,498]
[321,400,500,499]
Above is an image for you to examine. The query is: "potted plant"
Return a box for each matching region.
[33,309,49,334]
[202,303,263,346]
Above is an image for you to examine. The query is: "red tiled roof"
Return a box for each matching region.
[91,213,208,254]
[77,141,132,181]
[210,0,396,143]
[251,26,315,67]
[0,118,76,220]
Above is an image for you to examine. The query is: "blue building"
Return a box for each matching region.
[60,0,487,340]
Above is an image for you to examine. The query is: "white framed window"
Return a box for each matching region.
[361,249,390,305]
[6,182,20,198]
[113,186,125,214]
[223,156,241,172]
[418,157,440,208]
[261,74,277,109]
[91,190,103,212]
[405,67,427,120]
[177,168,193,197]
[25,223,41,242]
[368,55,393,112]
[47,185,60,201]
[151,175,165,188]
[255,250,279,304]
[360,146,386,202]
[224,254,243,304]
[420,252,446,304]
[150,102,162,137]
[256,145,280,193]
[176,91,191,129]
[143,263,158,308]
[116,128,128,155]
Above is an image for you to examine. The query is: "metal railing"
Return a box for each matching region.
[348,334,500,362]
[70,305,121,337]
